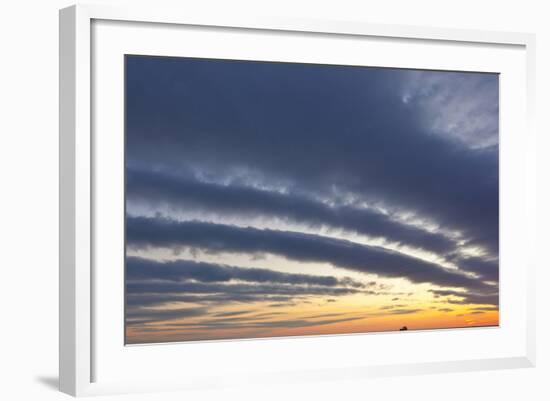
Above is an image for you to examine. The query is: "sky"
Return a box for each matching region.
[124,55,499,344]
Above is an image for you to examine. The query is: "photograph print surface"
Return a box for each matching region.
[125,55,499,344]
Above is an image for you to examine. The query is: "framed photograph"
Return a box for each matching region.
[59,4,536,397]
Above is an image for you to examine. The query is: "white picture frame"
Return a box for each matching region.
[59,4,536,397]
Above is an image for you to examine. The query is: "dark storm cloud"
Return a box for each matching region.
[126,216,491,292]
[127,256,364,288]
[126,56,499,256]
[127,168,457,254]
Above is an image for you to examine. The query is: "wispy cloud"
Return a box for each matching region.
[430,289,498,306]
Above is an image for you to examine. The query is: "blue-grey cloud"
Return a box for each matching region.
[127,256,364,288]
[126,216,492,292]
[125,256,369,311]
[126,56,498,257]
[126,280,362,298]
[158,315,366,330]
[127,168,457,254]
[211,310,255,318]
[126,306,209,324]
[430,289,498,306]
[384,308,423,315]
[469,306,498,312]
[127,305,365,329]
[126,293,296,307]
[448,255,499,282]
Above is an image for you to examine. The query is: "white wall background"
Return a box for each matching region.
[0,0,547,399]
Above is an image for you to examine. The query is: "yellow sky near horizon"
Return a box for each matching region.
[126,298,499,344]
[125,248,498,344]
